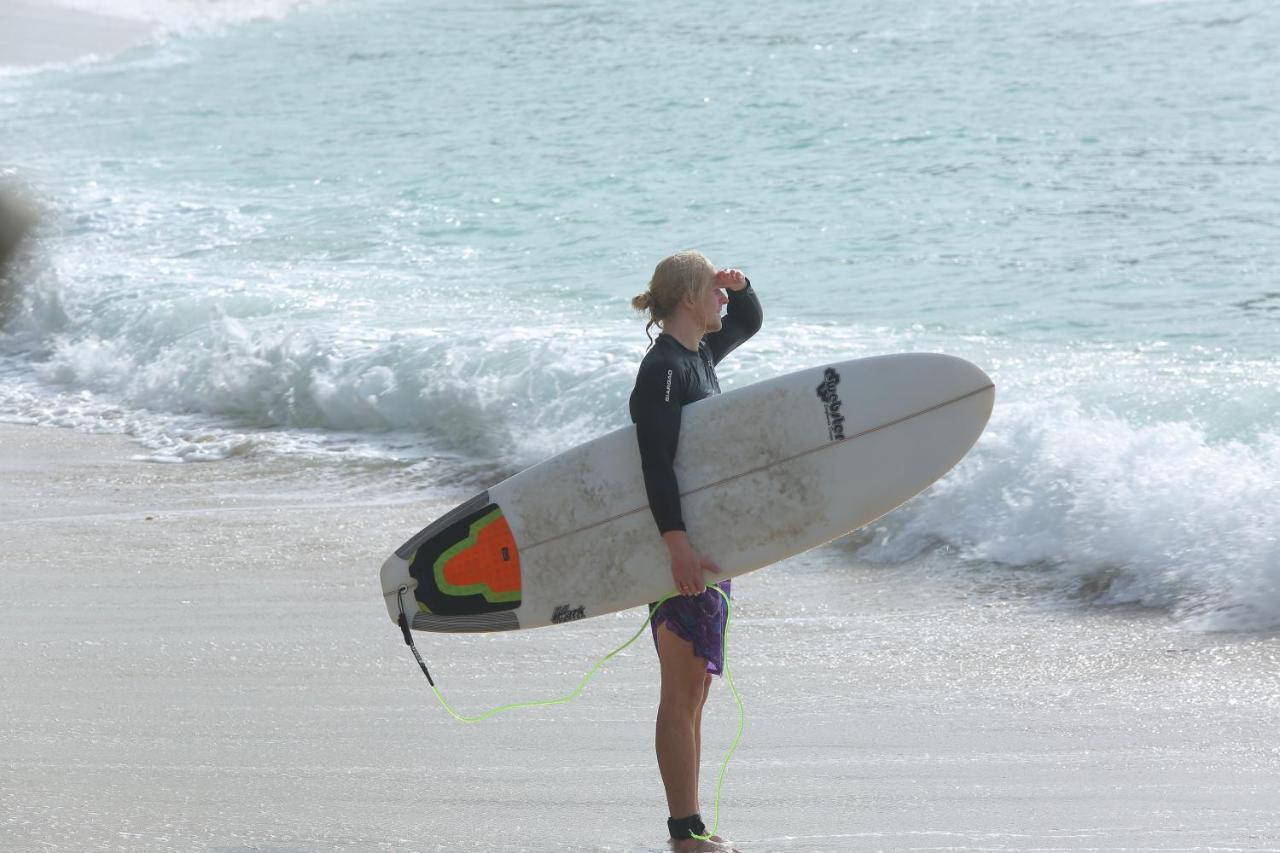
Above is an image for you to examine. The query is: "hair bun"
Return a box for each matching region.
[631,291,652,312]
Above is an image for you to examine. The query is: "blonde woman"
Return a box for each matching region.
[629,251,762,851]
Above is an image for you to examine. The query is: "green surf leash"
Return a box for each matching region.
[395,585,743,842]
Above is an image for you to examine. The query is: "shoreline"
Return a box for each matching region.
[0,0,155,71]
[2,419,1279,851]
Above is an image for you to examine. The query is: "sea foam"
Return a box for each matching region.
[859,399,1280,631]
[45,0,324,35]
[5,253,1278,632]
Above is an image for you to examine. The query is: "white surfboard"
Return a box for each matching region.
[381,353,994,632]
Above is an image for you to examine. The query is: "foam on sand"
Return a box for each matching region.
[0,0,156,69]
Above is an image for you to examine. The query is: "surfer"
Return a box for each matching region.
[630,250,762,852]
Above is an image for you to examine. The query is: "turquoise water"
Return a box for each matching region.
[1,0,1277,627]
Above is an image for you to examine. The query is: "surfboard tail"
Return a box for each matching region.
[381,491,524,633]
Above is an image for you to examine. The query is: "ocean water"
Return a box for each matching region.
[1,0,1277,629]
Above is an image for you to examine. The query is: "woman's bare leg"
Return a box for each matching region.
[655,622,708,818]
[656,623,736,852]
[693,672,711,794]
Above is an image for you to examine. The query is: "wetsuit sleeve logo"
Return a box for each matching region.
[664,369,673,402]
[816,367,845,441]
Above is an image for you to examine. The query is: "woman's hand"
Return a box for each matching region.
[715,268,748,292]
[662,530,721,596]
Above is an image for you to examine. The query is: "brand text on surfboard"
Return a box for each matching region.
[816,368,845,440]
[552,604,587,624]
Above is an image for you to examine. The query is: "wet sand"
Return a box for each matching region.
[2,421,1278,852]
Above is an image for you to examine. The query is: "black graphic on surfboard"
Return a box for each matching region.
[408,502,522,616]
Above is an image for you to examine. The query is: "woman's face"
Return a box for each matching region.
[695,274,729,333]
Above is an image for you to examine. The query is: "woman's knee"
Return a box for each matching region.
[659,670,707,714]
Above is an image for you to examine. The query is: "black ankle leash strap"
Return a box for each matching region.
[668,813,706,840]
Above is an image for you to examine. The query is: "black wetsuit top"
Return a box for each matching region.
[628,283,763,533]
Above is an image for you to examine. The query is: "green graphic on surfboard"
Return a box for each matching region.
[408,504,522,616]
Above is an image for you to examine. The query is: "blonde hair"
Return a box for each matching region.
[631,250,716,344]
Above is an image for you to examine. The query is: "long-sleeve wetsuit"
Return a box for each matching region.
[628,282,763,533]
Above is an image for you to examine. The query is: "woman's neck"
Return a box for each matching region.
[661,313,704,352]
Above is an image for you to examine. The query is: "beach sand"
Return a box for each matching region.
[0,0,153,69]
[2,420,1278,852]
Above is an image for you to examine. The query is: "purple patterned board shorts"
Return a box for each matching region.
[649,579,732,676]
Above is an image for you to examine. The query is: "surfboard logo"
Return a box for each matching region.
[552,604,586,624]
[816,367,846,441]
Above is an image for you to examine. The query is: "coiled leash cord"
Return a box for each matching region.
[395,585,744,842]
